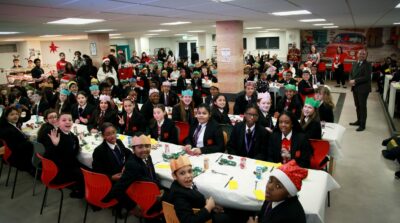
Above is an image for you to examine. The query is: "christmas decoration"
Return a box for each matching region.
[49,41,58,53]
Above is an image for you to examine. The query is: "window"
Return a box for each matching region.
[255,37,279,49]
[243,38,247,49]
[0,44,17,53]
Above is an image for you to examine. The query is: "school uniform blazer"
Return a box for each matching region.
[71,103,96,123]
[172,104,195,125]
[119,110,146,136]
[258,111,274,129]
[267,131,312,168]
[140,100,156,122]
[105,154,159,204]
[183,120,224,154]
[279,78,297,86]
[211,106,231,125]
[176,76,188,93]
[257,197,306,223]
[227,122,268,160]
[68,93,77,105]
[233,92,258,115]
[87,109,118,131]
[318,103,334,123]
[276,96,303,120]
[55,101,72,114]
[32,100,50,116]
[149,118,179,144]
[302,119,322,140]
[167,181,211,223]
[350,60,372,93]
[159,91,179,107]
[92,139,132,178]
[298,79,315,96]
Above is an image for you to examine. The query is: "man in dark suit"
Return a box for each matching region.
[159,81,179,107]
[349,50,372,131]
[310,65,324,85]
[92,123,132,181]
[233,81,258,115]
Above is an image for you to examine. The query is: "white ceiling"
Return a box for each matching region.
[0,0,399,40]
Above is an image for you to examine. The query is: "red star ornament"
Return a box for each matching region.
[49,41,58,53]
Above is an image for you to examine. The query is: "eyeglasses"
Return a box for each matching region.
[134,144,151,148]
[245,113,259,118]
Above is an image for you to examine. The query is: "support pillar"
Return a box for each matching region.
[87,33,110,67]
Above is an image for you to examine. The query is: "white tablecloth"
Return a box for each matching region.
[388,82,400,118]
[383,75,393,102]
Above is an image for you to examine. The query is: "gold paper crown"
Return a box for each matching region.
[132,135,151,146]
[170,155,191,173]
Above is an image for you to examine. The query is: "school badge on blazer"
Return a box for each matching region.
[163,132,169,139]
[295,150,301,158]
[207,139,214,145]
[132,126,137,131]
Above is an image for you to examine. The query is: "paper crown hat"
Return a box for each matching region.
[210,82,219,89]
[257,92,271,101]
[270,160,308,196]
[132,135,151,146]
[162,81,171,86]
[304,97,320,108]
[285,84,296,91]
[91,78,99,84]
[60,89,70,96]
[99,94,111,102]
[193,71,200,76]
[102,57,110,63]
[60,76,70,83]
[149,88,159,96]
[245,81,256,87]
[89,85,99,91]
[181,89,193,97]
[170,155,192,173]
[129,77,137,83]
[67,81,77,89]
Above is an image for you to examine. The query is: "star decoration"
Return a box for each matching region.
[49,41,58,53]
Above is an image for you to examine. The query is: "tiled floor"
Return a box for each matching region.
[1,81,399,223]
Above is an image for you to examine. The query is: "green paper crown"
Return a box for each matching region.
[285,84,296,91]
[304,97,320,108]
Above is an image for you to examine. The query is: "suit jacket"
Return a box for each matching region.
[301,119,322,140]
[87,108,118,131]
[318,103,334,123]
[258,111,274,129]
[267,131,312,168]
[350,60,372,93]
[71,103,96,123]
[183,120,224,154]
[140,100,156,122]
[276,95,303,120]
[177,76,188,94]
[172,104,195,125]
[55,100,72,114]
[310,74,324,85]
[233,92,258,115]
[211,106,231,125]
[298,79,315,96]
[92,139,132,178]
[149,118,179,144]
[227,122,269,160]
[32,99,50,116]
[167,181,211,223]
[278,78,297,86]
[257,197,306,223]
[118,110,146,136]
[159,91,179,107]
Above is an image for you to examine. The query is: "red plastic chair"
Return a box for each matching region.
[344,63,352,74]
[37,153,76,223]
[81,168,119,223]
[118,67,134,80]
[175,121,190,145]
[0,139,19,199]
[124,181,163,223]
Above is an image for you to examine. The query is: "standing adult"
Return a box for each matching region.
[349,50,372,132]
[333,46,346,88]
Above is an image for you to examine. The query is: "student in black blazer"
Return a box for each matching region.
[87,95,118,133]
[177,69,189,94]
[278,70,298,86]
[118,98,146,136]
[140,88,160,122]
[54,89,72,114]
[275,85,303,120]
[227,105,268,160]
[149,104,178,144]
[310,65,324,85]
[159,81,179,107]
[257,92,275,133]
[298,70,315,97]
[300,97,322,140]
[71,91,95,125]
[104,134,161,212]
[267,111,312,168]
[183,104,224,155]
[211,94,231,125]
[92,123,132,181]
[37,109,59,145]
[233,81,258,115]
[0,106,34,172]
[172,90,196,125]
[31,90,50,116]
[315,86,335,123]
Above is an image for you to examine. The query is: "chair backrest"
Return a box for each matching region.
[36,153,59,186]
[309,139,330,170]
[31,141,45,168]
[125,181,160,215]
[162,201,212,223]
[81,168,114,207]
[219,124,233,142]
[175,121,190,145]
[0,139,11,164]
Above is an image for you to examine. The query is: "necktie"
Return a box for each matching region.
[78,107,83,116]
[125,114,130,131]
[114,145,124,165]
[193,125,202,145]
[313,75,317,85]
[245,128,253,152]
[145,159,154,180]
[165,93,168,106]
[36,104,39,115]
[157,125,162,138]
[263,202,273,218]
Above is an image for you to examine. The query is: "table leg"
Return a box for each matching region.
[328,157,335,176]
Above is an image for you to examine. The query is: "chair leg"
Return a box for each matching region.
[83,202,89,223]
[11,169,18,199]
[0,159,3,181]
[58,189,64,223]
[40,187,48,215]
[327,191,331,207]
[5,165,12,186]
[114,207,118,223]
[124,210,129,223]
[32,168,39,196]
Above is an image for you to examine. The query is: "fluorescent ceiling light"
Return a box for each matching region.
[323,26,339,28]
[146,33,159,36]
[174,34,187,36]
[212,0,235,2]
[212,25,216,27]
[111,36,124,39]
[48,18,104,25]
[160,21,191,26]
[148,29,169,32]
[257,31,269,33]
[265,28,280,31]
[40,35,62,37]
[271,10,311,16]
[65,37,85,40]
[245,27,263,30]
[299,18,326,22]
[396,3,400,8]
[0,32,20,35]
[86,29,115,32]
[3,38,25,41]
[187,30,205,33]
[313,23,334,26]
[109,33,121,36]
[394,22,400,25]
